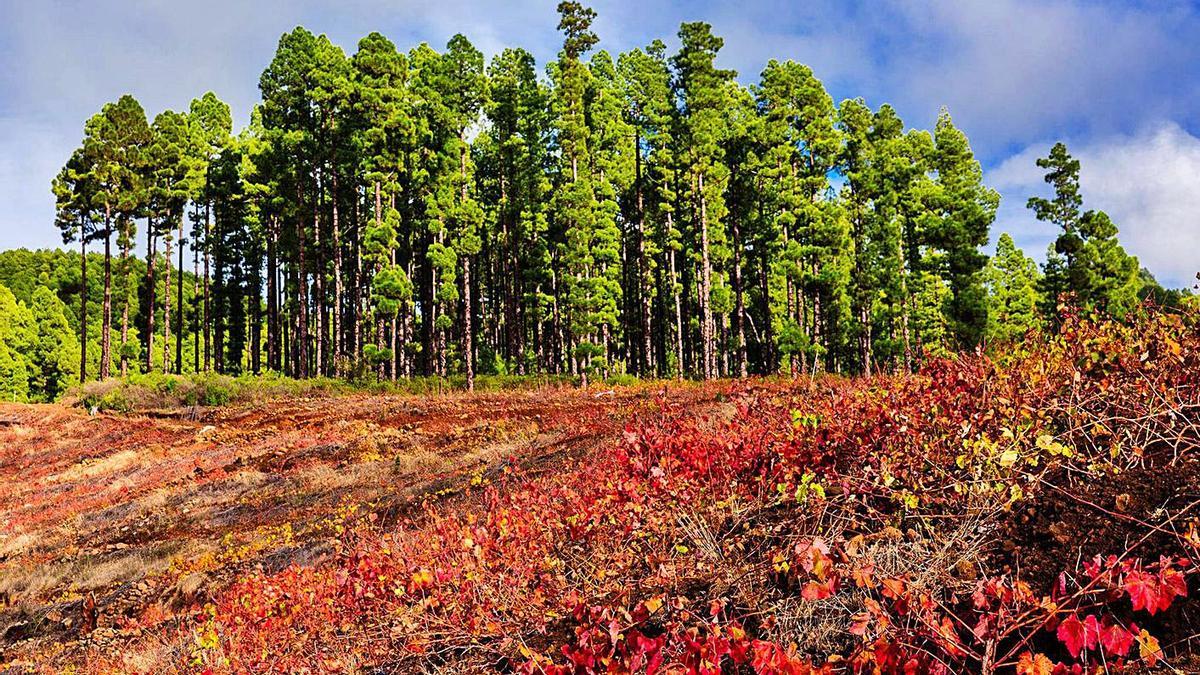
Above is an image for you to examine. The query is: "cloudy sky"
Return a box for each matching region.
[1,0,1197,286]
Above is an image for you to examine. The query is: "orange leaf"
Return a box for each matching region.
[1016,652,1055,675]
[1138,629,1163,666]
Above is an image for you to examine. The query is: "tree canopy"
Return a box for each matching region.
[33,4,1183,399]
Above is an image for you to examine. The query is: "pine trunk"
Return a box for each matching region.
[333,176,343,374]
[251,265,262,374]
[813,271,823,374]
[698,173,714,381]
[100,206,112,380]
[758,243,775,374]
[145,221,156,374]
[634,129,653,376]
[297,205,310,379]
[460,143,474,391]
[390,316,398,381]
[331,171,343,377]
[669,230,683,381]
[731,213,748,378]
[352,187,363,365]
[551,270,563,374]
[267,217,279,371]
[403,258,415,377]
[212,215,225,374]
[424,227,437,377]
[501,176,520,373]
[79,229,88,383]
[312,180,325,377]
[203,203,212,372]
[463,256,474,391]
[119,234,130,378]
[163,233,172,374]
[375,318,386,380]
[177,218,185,374]
[898,229,913,374]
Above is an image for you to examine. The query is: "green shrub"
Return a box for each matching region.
[65,370,662,413]
[602,373,639,387]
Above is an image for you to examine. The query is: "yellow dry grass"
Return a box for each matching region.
[53,449,141,483]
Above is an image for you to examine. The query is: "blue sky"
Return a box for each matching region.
[1,0,1197,286]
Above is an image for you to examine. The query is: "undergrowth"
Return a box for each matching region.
[68,371,593,412]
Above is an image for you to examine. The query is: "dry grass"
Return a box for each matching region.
[98,626,210,675]
[0,532,39,559]
[74,547,181,593]
[759,500,996,657]
[53,449,141,483]
[0,562,67,602]
[677,509,725,562]
[0,542,186,605]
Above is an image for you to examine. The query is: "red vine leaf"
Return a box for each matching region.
[1056,614,1086,658]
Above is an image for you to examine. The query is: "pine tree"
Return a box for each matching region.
[190,92,233,372]
[260,28,324,378]
[756,60,844,373]
[480,47,551,374]
[1028,143,1141,319]
[352,31,413,379]
[0,340,29,404]
[407,42,449,378]
[82,94,150,380]
[28,286,81,400]
[148,109,206,373]
[0,285,33,402]
[910,271,951,358]
[309,38,354,377]
[206,135,255,374]
[671,22,735,380]
[442,35,487,390]
[584,50,631,377]
[1077,209,1141,317]
[983,233,1041,344]
[618,41,676,376]
[839,100,919,373]
[52,147,98,382]
[922,110,998,349]
[892,128,937,370]
[717,82,758,376]
[407,36,486,383]
[552,0,604,385]
[41,11,1154,386]
[236,117,272,376]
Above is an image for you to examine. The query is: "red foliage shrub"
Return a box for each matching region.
[148,310,1200,672]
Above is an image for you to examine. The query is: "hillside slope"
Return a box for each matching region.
[0,384,722,671]
[2,311,1199,674]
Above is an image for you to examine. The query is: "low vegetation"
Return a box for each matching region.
[0,381,681,671]
[68,372,588,412]
[1,308,1197,673]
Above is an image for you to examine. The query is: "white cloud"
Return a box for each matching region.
[987,122,1200,288]
[890,0,1199,139]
